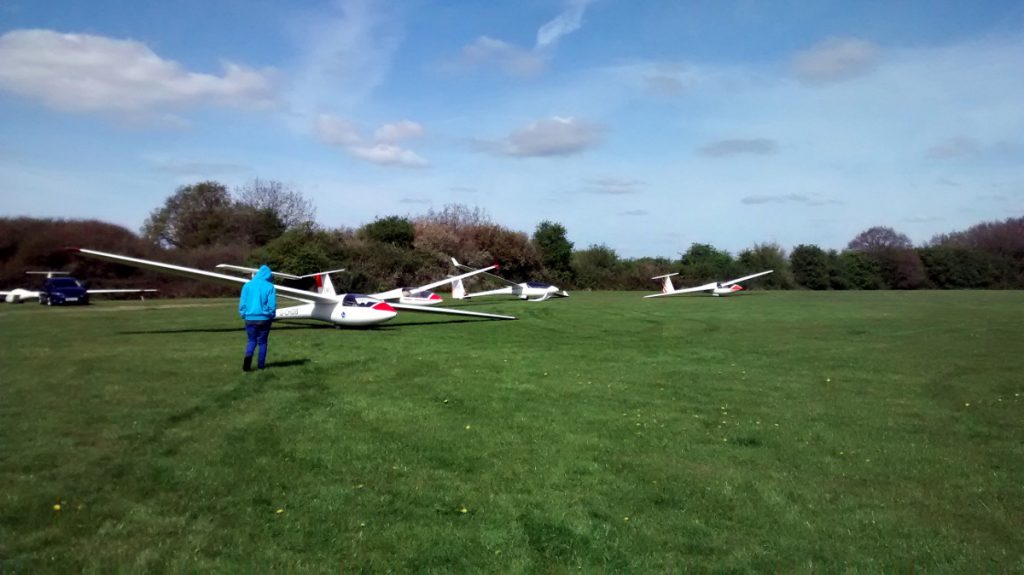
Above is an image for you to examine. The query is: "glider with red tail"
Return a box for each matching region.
[450,258,569,302]
[644,270,773,298]
[74,249,516,327]
[216,262,499,305]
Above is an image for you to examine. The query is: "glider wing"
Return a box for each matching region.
[75,249,340,305]
[721,270,773,287]
[450,258,520,288]
[390,302,516,320]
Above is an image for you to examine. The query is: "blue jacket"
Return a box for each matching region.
[239,265,277,321]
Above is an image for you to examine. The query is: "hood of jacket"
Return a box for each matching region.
[254,265,272,282]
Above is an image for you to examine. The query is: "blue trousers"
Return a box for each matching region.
[244,320,273,368]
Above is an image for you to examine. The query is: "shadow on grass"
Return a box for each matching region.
[117,322,334,335]
[116,316,512,334]
[263,358,312,368]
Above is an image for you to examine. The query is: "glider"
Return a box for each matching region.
[1,271,157,304]
[73,248,516,326]
[215,262,499,306]
[644,270,773,298]
[450,258,569,302]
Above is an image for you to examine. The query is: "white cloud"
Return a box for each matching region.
[374,120,424,143]
[286,0,402,124]
[536,0,595,49]
[448,0,594,78]
[740,193,843,206]
[791,37,880,85]
[349,144,428,168]
[314,115,363,146]
[452,36,545,77]
[484,116,603,157]
[698,138,779,157]
[583,177,644,195]
[314,114,428,168]
[927,136,981,159]
[0,29,275,115]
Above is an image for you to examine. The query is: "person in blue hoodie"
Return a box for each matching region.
[239,265,277,371]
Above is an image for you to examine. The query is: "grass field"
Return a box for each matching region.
[1,291,1022,572]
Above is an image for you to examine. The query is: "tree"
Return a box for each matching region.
[847,226,924,289]
[679,243,735,282]
[837,251,884,289]
[885,249,928,289]
[847,226,913,253]
[619,256,674,290]
[359,216,416,249]
[142,182,237,249]
[572,244,620,289]
[475,226,541,281]
[737,242,792,289]
[790,244,830,290]
[532,221,574,281]
[413,204,493,263]
[253,224,347,281]
[235,179,316,230]
[235,207,287,247]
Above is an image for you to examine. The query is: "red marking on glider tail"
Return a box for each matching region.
[372,302,396,312]
[314,274,324,293]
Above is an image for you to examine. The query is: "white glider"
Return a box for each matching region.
[644,270,773,298]
[216,262,499,306]
[450,258,569,302]
[74,248,515,326]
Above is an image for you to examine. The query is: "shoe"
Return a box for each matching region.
[243,356,253,372]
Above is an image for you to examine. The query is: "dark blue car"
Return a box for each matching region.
[39,276,89,306]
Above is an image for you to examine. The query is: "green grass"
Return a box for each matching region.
[2,292,1022,572]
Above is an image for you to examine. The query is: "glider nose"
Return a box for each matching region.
[430,293,442,302]
[372,301,397,313]
[732,285,744,292]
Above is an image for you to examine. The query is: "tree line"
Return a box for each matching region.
[2,179,1022,296]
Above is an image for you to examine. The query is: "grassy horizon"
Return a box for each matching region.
[2,291,1022,571]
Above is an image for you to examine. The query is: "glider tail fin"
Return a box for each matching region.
[651,273,679,294]
[317,273,337,296]
[452,277,466,300]
[661,275,676,294]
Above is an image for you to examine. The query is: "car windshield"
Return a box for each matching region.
[50,278,81,288]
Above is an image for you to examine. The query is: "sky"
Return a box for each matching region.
[1,0,1022,258]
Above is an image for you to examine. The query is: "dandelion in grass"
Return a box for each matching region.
[53,503,61,511]
[276,508,284,514]
[459,506,468,514]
